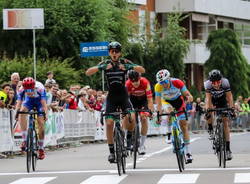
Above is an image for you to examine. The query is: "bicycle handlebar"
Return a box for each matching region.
[157,109,188,121]
[206,107,234,113]
[16,110,46,120]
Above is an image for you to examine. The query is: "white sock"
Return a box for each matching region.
[140,135,147,147]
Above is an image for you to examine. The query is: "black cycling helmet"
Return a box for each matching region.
[108,41,122,51]
[208,69,222,82]
[127,70,140,81]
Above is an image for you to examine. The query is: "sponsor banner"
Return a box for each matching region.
[45,110,64,146]
[0,109,14,152]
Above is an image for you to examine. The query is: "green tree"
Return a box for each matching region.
[125,13,189,84]
[0,0,132,60]
[205,29,250,97]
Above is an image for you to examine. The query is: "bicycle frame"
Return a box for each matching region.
[101,111,129,176]
[207,107,233,168]
[157,110,187,172]
[132,109,152,169]
[17,110,45,173]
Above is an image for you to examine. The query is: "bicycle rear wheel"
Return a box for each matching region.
[133,123,140,169]
[173,128,184,172]
[114,128,122,176]
[32,130,38,171]
[221,125,226,168]
[121,130,126,174]
[26,128,32,173]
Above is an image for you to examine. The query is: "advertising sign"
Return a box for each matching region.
[80,42,109,57]
[3,8,44,30]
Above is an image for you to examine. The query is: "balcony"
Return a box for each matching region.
[184,42,250,64]
[156,0,250,20]
[127,0,146,5]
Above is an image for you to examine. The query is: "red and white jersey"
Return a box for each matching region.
[125,77,152,98]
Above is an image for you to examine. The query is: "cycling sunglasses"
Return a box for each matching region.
[110,49,121,54]
[25,89,35,93]
[131,78,140,83]
[160,80,169,85]
[212,80,221,85]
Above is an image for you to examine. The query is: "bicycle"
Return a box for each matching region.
[16,110,45,173]
[206,107,233,168]
[132,109,152,169]
[101,110,129,176]
[157,110,187,172]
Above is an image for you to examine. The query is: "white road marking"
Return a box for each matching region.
[1,167,250,176]
[158,174,200,184]
[9,177,56,184]
[80,175,127,184]
[234,173,250,183]
[126,137,201,167]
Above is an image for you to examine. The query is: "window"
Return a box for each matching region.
[196,17,216,41]
[235,23,250,46]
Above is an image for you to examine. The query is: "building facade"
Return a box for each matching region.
[129,0,250,91]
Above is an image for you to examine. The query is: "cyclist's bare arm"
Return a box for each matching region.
[15,100,22,111]
[182,90,193,102]
[155,96,162,114]
[85,66,99,76]
[134,65,145,74]
[226,91,234,108]
[205,92,213,110]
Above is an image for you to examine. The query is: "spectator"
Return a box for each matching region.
[93,96,103,111]
[78,92,93,111]
[48,84,60,112]
[186,100,196,130]
[0,83,11,108]
[234,96,243,128]
[45,83,53,105]
[65,92,78,110]
[241,98,250,127]
[86,88,96,109]
[69,84,81,96]
[10,72,20,100]
[58,89,68,110]
[5,88,16,109]
[195,98,204,130]
[45,71,56,85]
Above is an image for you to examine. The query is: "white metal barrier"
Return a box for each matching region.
[0,109,164,152]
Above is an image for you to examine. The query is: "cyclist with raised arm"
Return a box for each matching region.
[16,77,48,160]
[154,69,193,163]
[204,69,234,160]
[85,41,145,163]
[126,70,154,155]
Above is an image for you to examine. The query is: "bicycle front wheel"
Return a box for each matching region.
[114,128,122,176]
[26,128,32,173]
[173,128,184,172]
[133,123,140,169]
[32,129,38,171]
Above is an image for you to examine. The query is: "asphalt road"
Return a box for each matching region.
[0,131,250,184]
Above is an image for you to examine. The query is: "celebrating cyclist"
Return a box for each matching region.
[204,69,234,160]
[154,69,193,163]
[125,70,154,155]
[16,77,48,160]
[85,41,145,163]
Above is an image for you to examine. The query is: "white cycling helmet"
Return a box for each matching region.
[156,69,170,82]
